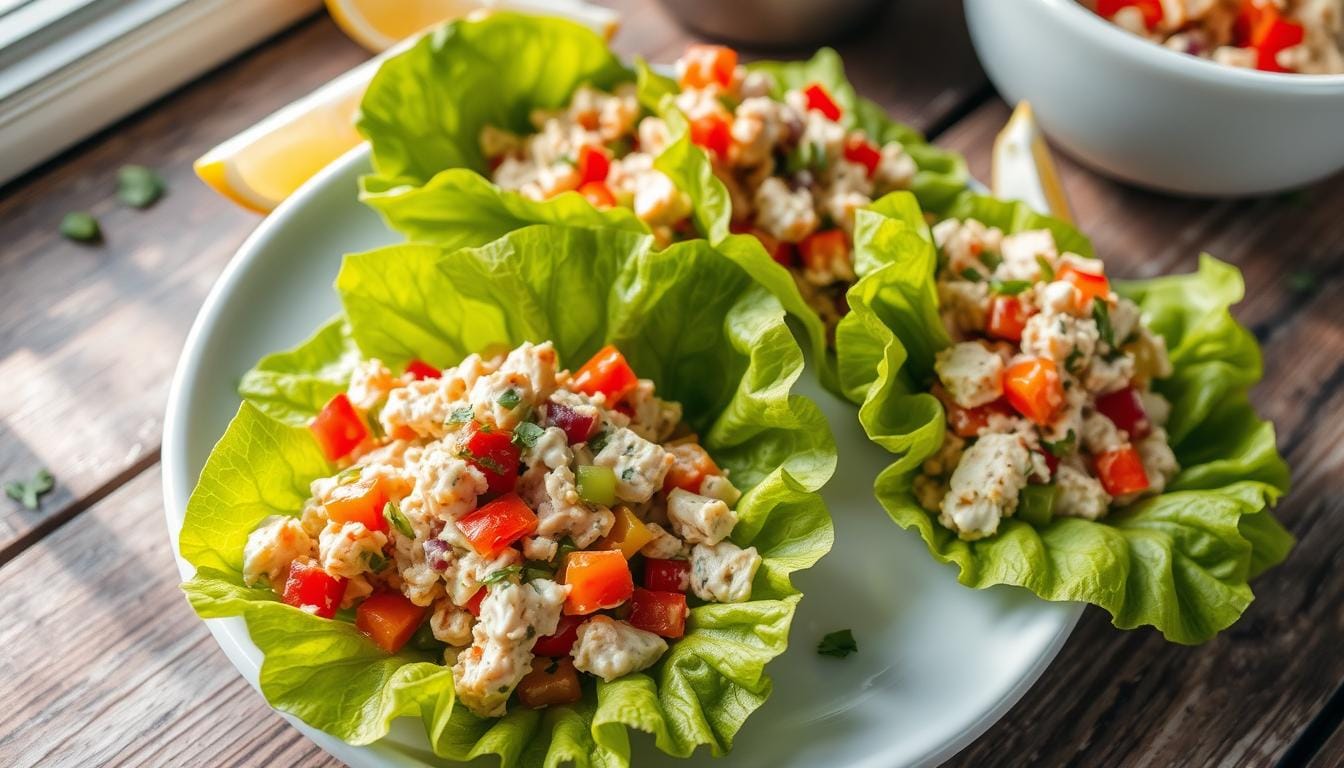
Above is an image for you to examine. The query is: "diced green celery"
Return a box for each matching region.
[576,465,617,506]
[1017,483,1058,527]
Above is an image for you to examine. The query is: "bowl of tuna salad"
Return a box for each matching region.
[965,0,1344,195]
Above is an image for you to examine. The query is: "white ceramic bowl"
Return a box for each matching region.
[964,0,1344,196]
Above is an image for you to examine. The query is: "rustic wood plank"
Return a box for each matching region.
[0,16,369,561]
[0,466,336,767]
[1308,723,1344,768]
[939,99,1344,767]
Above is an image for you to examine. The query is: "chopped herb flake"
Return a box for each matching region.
[979,250,1003,270]
[4,468,54,510]
[116,164,166,208]
[335,466,362,485]
[588,430,610,453]
[621,467,635,481]
[512,421,545,449]
[989,279,1032,296]
[497,388,522,410]
[959,267,984,283]
[1036,255,1055,281]
[482,565,522,585]
[817,629,858,658]
[1064,346,1084,374]
[1092,301,1115,348]
[365,551,387,572]
[384,501,414,538]
[1044,430,1076,458]
[448,407,475,424]
[459,449,505,475]
[60,212,100,243]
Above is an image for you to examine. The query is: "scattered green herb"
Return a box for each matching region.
[959,267,984,283]
[4,468,54,510]
[1064,346,1084,374]
[588,430,610,453]
[497,388,522,410]
[621,467,636,481]
[512,421,545,449]
[979,250,1003,270]
[383,501,414,538]
[1092,301,1115,348]
[459,449,505,474]
[989,279,1032,296]
[817,629,858,658]
[116,164,166,208]
[60,212,100,243]
[482,565,522,585]
[335,466,363,485]
[1043,430,1076,458]
[522,561,555,582]
[365,551,387,572]
[448,407,475,424]
[1036,255,1055,281]
[554,538,578,565]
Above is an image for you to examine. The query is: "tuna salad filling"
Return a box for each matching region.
[1086,0,1343,74]
[669,45,920,336]
[914,218,1180,540]
[482,82,694,246]
[242,341,760,717]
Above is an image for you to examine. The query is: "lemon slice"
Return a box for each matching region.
[328,0,619,52]
[195,1,619,213]
[992,101,1073,223]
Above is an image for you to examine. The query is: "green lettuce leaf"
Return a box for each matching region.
[840,191,1292,644]
[237,318,361,426]
[181,224,836,763]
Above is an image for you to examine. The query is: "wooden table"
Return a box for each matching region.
[2,2,1341,765]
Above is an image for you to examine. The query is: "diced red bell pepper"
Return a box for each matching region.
[1095,386,1152,440]
[356,590,427,653]
[532,614,583,656]
[679,44,738,89]
[1236,1,1306,72]
[282,559,347,619]
[461,422,522,494]
[1057,264,1111,310]
[311,393,368,462]
[932,385,1015,439]
[1096,0,1163,30]
[843,135,882,177]
[1036,449,1060,480]
[562,550,633,615]
[802,82,842,121]
[643,558,691,593]
[663,442,720,494]
[579,181,617,209]
[517,657,583,709]
[731,221,798,267]
[457,493,537,557]
[628,588,688,639]
[987,295,1032,343]
[572,344,639,403]
[545,399,597,444]
[1094,446,1151,496]
[798,229,850,275]
[404,359,441,380]
[689,113,732,160]
[1003,357,1065,426]
[325,473,390,533]
[464,587,486,617]
[577,144,611,185]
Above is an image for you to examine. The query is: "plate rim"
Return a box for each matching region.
[161,141,1082,768]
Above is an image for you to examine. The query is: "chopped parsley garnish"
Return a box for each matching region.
[60,212,100,243]
[1064,346,1084,374]
[785,140,828,174]
[335,466,363,486]
[979,250,1003,270]
[522,562,555,582]
[1043,430,1076,458]
[459,449,505,474]
[481,565,522,585]
[588,430,610,453]
[512,421,545,449]
[1036,255,1055,281]
[4,468,54,510]
[817,629,858,658]
[554,538,578,564]
[1092,300,1115,348]
[365,551,387,572]
[497,388,522,410]
[621,467,636,481]
[989,279,1032,296]
[383,501,414,538]
[448,407,475,424]
[959,267,984,283]
[116,164,166,208]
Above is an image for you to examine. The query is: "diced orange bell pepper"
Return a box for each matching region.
[1057,264,1111,310]
[987,295,1032,342]
[355,591,426,653]
[571,344,639,402]
[628,588,688,639]
[1094,446,1151,496]
[517,657,583,709]
[663,442,720,494]
[311,393,368,462]
[457,493,537,557]
[325,473,390,533]
[597,505,657,559]
[678,44,738,89]
[563,550,633,615]
[579,181,617,209]
[1003,357,1065,426]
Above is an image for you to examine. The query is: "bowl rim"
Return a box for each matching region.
[1031,0,1344,91]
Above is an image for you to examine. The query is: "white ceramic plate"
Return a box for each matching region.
[163,144,1082,768]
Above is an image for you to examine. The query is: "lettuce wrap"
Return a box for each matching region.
[836,190,1292,645]
[181,224,836,764]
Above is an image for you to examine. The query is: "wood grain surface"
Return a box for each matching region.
[1,0,1341,766]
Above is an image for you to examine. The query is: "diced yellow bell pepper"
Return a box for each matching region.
[598,505,656,559]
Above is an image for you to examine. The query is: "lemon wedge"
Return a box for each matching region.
[328,0,619,52]
[194,1,619,213]
[992,101,1073,223]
